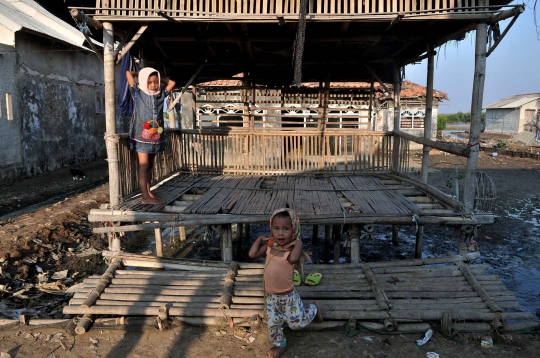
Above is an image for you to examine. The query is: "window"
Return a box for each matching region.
[5,93,13,120]
[95,90,105,114]
[400,109,425,129]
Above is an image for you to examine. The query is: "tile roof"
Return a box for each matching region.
[198,77,448,100]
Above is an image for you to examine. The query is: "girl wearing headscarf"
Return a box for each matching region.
[248,208,323,358]
[126,68,175,205]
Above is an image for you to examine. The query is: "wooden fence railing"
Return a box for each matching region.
[92,0,493,17]
[116,129,407,199]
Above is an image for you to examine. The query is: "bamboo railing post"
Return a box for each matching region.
[459,225,473,254]
[81,259,122,308]
[324,225,331,263]
[463,18,488,213]
[245,223,251,243]
[421,43,435,183]
[220,261,239,309]
[414,225,424,259]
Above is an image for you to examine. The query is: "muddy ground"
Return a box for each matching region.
[1,143,540,357]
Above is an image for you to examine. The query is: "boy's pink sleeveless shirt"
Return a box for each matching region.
[264,246,294,294]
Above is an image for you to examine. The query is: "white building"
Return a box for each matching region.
[484,93,540,134]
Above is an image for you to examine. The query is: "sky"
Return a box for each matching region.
[405,1,540,114]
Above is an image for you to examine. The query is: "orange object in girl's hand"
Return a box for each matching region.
[147,128,158,134]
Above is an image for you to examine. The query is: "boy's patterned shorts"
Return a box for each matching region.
[265,290,318,348]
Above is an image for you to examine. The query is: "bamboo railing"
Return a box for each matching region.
[92,0,494,18]
[116,129,403,199]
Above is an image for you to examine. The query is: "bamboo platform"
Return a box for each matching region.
[90,173,494,231]
[64,252,538,334]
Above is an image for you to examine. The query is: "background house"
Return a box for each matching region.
[484,93,540,134]
[0,0,105,181]
[193,78,447,149]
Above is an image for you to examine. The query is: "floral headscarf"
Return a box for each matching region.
[268,207,301,249]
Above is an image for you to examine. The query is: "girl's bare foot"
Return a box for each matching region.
[268,347,286,358]
[314,302,323,323]
[141,197,164,205]
[148,191,160,199]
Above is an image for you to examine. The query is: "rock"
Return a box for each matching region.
[9,251,21,260]
[330,338,338,345]
[317,350,326,355]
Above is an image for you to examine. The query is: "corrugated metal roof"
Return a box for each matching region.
[484,93,540,109]
[0,0,88,50]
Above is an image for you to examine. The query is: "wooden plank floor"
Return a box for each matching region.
[117,174,425,216]
[65,254,536,331]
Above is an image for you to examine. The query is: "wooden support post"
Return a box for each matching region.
[103,22,120,247]
[245,224,251,243]
[458,225,473,255]
[392,225,399,246]
[154,228,163,257]
[392,63,402,173]
[221,224,233,262]
[178,227,186,242]
[312,224,319,244]
[235,223,244,259]
[414,225,424,259]
[349,224,361,264]
[324,225,331,263]
[421,43,435,184]
[463,20,488,212]
[333,224,341,265]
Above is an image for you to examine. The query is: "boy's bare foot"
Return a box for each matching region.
[148,191,160,199]
[141,197,164,205]
[314,302,323,323]
[268,347,286,358]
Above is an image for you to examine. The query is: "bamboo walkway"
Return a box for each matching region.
[64,252,538,334]
[103,173,491,226]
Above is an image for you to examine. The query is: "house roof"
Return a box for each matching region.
[0,0,91,50]
[484,93,540,109]
[198,77,448,100]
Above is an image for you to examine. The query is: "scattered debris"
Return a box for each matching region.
[480,335,493,348]
[416,329,433,346]
[426,352,439,358]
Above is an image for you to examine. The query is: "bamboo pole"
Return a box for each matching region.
[103,22,121,214]
[333,224,341,265]
[154,228,163,257]
[81,259,122,308]
[393,130,470,157]
[220,261,239,309]
[324,225,331,263]
[392,63,401,172]
[421,43,435,183]
[64,306,262,318]
[463,18,488,212]
[221,224,233,262]
[415,225,423,259]
[102,251,229,268]
[362,264,390,310]
[458,263,503,313]
[75,314,94,335]
[392,225,399,246]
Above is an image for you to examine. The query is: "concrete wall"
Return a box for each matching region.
[518,100,540,131]
[485,108,518,133]
[0,31,106,179]
[0,43,24,179]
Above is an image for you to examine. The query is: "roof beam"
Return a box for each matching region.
[116,24,149,64]
[152,35,423,43]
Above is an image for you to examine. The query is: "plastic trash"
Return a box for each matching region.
[481,335,493,348]
[426,352,439,358]
[416,329,433,346]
